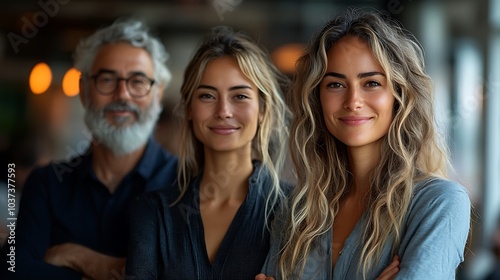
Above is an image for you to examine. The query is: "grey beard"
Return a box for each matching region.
[84,96,162,155]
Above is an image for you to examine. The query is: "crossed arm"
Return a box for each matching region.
[254,255,401,280]
[8,169,126,280]
[44,243,126,280]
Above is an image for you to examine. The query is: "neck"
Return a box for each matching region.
[347,141,382,195]
[91,140,147,194]
[199,150,253,204]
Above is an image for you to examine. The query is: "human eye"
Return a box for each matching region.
[326,82,344,89]
[365,80,382,87]
[198,93,215,100]
[96,73,115,84]
[234,94,250,100]
[129,75,149,86]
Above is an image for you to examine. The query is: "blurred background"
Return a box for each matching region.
[0,0,498,279]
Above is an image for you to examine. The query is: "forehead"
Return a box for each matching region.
[200,56,256,87]
[202,56,239,76]
[91,42,154,76]
[326,36,384,73]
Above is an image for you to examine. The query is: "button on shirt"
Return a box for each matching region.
[0,138,178,279]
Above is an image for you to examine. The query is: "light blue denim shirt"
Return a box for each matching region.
[262,178,471,279]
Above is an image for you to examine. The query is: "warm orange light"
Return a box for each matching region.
[62,68,81,97]
[29,62,52,94]
[271,43,305,74]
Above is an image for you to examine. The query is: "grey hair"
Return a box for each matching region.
[74,18,171,87]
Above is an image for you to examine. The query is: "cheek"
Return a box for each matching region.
[189,104,214,141]
[89,93,109,109]
[382,96,395,117]
[320,94,341,118]
[250,108,261,126]
[318,96,338,135]
[243,105,261,130]
[138,95,156,108]
[374,94,395,127]
[189,102,208,121]
[192,124,203,142]
[189,111,205,141]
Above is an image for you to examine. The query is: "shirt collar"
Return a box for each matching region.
[134,137,163,180]
[246,160,266,204]
[80,137,162,183]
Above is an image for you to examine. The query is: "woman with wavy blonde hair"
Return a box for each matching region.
[126,26,290,279]
[258,10,470,280]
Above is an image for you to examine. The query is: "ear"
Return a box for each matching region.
[156,83,165,103]
[78,77,86,105]
[258,111,264,125]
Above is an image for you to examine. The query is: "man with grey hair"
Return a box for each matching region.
[0,18,178,279]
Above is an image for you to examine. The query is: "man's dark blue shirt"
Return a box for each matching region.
[0,138,178,279]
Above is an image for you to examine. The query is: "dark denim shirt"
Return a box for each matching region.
[126,161,285,280]
[0,138,178,280]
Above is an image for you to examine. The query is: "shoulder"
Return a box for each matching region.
[252,161,294,189]
[25,156,88,189]
[156,147,178,168]
[130,189,176,221]
[413,178,469,204]
[145,138,178,165]
[409,177,470,219]
[138,139,178,191]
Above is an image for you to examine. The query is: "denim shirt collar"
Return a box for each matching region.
[78,137,161,187]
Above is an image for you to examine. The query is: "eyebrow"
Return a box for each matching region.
[197,85,253,91]
[324,71,386,79]
[94,69,149,77]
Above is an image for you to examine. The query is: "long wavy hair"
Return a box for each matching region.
[279,10,451,279]
[174,26,290,221]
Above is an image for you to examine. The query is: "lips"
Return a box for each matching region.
[108,110,133,116]
[210,126,239,135]
[105,110,136,121]
[338,116,372,126]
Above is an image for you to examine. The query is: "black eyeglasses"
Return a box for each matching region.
[90,72,155,98]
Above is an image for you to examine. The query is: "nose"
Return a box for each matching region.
[215,98,233,119]
[344,86,364,111]
[115,79,133,101]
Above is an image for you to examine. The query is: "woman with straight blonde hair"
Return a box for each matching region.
[258,9,470,280]
[126,26,290,279]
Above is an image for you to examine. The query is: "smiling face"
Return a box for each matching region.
[189,56,261,155]
[83,42,162,127]
[81,42,164,155]
[319,35,395,150]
